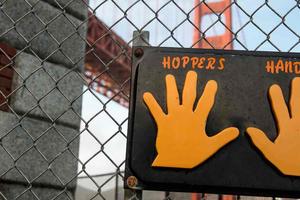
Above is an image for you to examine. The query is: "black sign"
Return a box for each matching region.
[125,47,300,197]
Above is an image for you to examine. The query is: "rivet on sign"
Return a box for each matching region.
[134,48,144,58]
[126,176,138,188]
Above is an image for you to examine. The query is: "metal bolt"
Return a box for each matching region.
[126,176,138,188]
[134,48,144,58]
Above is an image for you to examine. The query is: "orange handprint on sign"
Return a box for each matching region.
[247,77,300,176]
[143,71,239,169]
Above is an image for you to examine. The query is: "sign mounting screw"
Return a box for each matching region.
[134,48,144,58]
[126,176,138,188]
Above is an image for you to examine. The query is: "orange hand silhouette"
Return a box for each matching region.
[247,77,300,176]
[143,71,239,169]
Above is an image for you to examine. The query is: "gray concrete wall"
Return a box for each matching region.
[0,0,87,199]
[0,110,79,188]
[0,0,87,71]
[11,52,83,129]
[0,182,73,200]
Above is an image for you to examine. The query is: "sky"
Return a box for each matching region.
[77,86,128,192]
[77,0,300,192]
[89,0,300,51]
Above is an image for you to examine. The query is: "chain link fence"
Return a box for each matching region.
[0,0,299,199]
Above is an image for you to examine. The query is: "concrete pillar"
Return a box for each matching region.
[0,0,88,199]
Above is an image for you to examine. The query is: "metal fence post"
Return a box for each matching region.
[124,30,150,200]
[132,31,150,47]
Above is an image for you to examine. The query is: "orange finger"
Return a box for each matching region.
[166,74,179,113]
[211,127,239,149]
[195,80,218,121]
[182,71,198,110]
[269,84,290,127]
[246,127,274,160]
[143,92,165,122]
[290,77,300,119]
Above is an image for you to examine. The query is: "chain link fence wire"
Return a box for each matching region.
[0,0,299,199]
